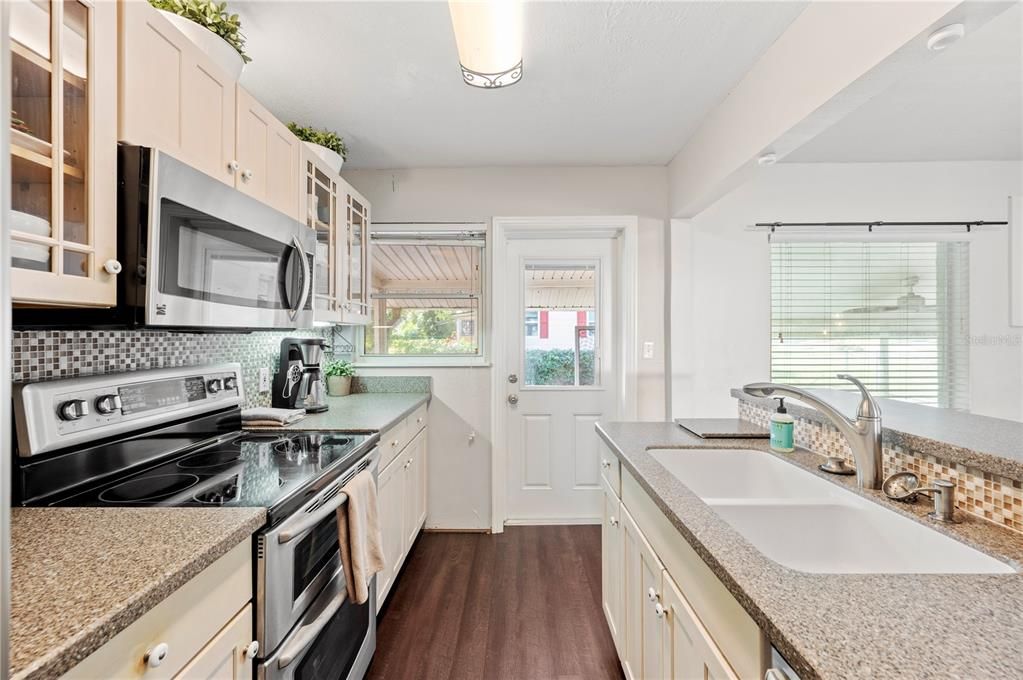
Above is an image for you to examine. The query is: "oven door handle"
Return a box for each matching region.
[277,490,349,544]
[277,587,346,669]
[286,235,311,321]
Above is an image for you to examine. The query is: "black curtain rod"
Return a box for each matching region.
[755,220,1007,233]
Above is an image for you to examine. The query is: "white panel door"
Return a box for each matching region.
[504,237,616,522]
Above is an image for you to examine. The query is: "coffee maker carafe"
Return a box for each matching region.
[272,337,329,413]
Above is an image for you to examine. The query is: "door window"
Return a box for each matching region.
[522,263,599,387]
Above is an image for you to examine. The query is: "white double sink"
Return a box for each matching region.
[649,449,1014,574]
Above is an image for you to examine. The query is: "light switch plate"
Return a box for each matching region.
[642,341,655,359]
[258,368,271,393]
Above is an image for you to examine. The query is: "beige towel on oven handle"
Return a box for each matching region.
[336,470,385,605]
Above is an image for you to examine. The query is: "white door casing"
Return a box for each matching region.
[491,216,638,530]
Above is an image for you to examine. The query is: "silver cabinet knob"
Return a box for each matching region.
[58,399,89,421]
[609,516,618,527]
[103,259,122,275]
[647,587,659,602]
[507,394,519,405]
[228,160,240,172]
[654,602,665,618]
[242,169,254,181]
[601,459,611,469]
[95,394,122,415]
[144,642,169,669]
[244,640,259,660]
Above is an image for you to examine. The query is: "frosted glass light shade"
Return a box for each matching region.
[448,0,523,89]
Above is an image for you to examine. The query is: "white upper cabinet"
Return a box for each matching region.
[235,87,302,220]
[119,1,235,186]
[10,0,119,307]
[340,180,371,324]
[118,2,302,222]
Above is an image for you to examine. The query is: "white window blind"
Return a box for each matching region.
[771,241,970,408]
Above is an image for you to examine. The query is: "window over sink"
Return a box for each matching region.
[359,225,487,364]
[770,240,969,409]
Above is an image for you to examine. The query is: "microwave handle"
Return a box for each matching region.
[277,489,349,544]
[287,236,311,320]
[277,586,346,669]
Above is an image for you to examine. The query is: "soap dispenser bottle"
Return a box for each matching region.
[770,397,795,453]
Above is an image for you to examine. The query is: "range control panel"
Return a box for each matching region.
[13,363,244,457]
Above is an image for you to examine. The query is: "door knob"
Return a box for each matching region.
[507,394,519,405]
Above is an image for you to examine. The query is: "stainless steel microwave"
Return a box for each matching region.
[14,145,316,330]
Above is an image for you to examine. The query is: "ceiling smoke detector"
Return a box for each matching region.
[926,23,966,51]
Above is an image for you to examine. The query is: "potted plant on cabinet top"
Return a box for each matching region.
[287,123,348,173]
[324,359,355,397]
[149,0,250,80]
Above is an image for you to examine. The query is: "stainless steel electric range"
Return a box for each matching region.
[11,363,378,680]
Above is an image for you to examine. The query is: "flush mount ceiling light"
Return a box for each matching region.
[757,152,778,166]
[448,0,523,89]
[926,23,966,51]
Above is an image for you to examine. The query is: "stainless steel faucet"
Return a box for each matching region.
[742,374,884,490]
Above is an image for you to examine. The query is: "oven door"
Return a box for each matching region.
[257,567,376,680]
[144,148,314,329]
[258,447,379,653]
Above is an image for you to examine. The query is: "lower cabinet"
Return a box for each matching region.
[602,467,766,680]
[376,422,429,611]
[601,476,623,653]
[61,540,255,680]
[172,604,253,680]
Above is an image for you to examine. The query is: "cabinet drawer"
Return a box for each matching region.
[600,442,621,497]
[379,418,409,469]
[407,403,428,436]
[62,540,252,680]
[622,471,766,680]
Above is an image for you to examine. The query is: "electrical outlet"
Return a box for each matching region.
[258,368,271,393]
[642,341,655,359]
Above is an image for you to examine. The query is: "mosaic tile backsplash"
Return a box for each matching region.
[739,400,1023,534]
[11,329,332,408]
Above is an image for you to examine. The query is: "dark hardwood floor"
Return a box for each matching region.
[367,525,625,680]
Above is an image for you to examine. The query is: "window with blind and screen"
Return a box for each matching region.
[770,240,969,409]
[363,228,485,358]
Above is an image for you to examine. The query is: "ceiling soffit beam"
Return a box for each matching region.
[667,0,1014,218]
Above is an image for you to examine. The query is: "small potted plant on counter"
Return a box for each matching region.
[150,0,251,79]
[287,123,348,173]
[324,359,355,397]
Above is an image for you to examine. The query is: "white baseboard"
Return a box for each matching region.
[503,517,601,526]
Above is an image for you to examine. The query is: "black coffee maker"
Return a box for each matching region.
[272,337,329,413]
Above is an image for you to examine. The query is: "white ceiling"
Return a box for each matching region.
[237,1,807,169]
[786,3,1022,163]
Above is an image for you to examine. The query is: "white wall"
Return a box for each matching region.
[672,161,1023,422]
[345,166,669,529]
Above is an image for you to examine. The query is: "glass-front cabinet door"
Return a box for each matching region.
[304,152,342,323]
[341,182,371,324]
[8,0,117,307]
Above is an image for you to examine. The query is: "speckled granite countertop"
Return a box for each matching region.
[246,392,429,433]
[9,507,265,680]
[596,421,1023,680]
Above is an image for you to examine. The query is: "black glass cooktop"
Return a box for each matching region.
[57,431,373,520]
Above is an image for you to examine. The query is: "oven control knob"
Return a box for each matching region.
[95,394,122,415]
[224,376,238,391]
[207,378,223,394]
[58,399,89,421]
